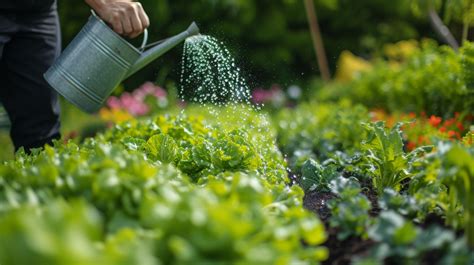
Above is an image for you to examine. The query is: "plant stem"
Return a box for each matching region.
[463,22,469,44]
[303,0,331,82]
[467,211,474,249]
[428,7,460,50]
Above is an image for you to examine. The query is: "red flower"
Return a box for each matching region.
[447,130,456,138]
[444,118,455,127]
[457,122,465,132]
[406,141,416,151]
[408,112,416,119]
[429,115,442,127]
[439,126,447,133]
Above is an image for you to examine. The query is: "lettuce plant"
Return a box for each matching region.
[361,121,431,194]
[299,159,339,192]
[327,176,372,240]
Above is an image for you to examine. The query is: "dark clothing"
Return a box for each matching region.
[0,0,61,151]
[0,0,56,11]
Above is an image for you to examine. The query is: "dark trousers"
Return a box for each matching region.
[0,3,61,151]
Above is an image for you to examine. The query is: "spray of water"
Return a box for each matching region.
[179,35,285,178]
[180,35,252,105]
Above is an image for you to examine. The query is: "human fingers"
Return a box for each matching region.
[128,3,143,38]
[136,2,150,29]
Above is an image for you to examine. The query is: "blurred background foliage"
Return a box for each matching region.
[0,0,472,160]
[58,0,458,89]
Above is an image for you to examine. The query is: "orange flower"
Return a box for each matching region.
[429,115,442,127]
[439,126,447,133]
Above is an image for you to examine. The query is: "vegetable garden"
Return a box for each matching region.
[1,2,474,264]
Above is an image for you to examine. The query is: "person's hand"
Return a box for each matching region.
[85,0,150,38]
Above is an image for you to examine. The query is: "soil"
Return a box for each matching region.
[303,191,336,222]
[360,187,381,217]
[322,227,375,265]
[419,213,445,228]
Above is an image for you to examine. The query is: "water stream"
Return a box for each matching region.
[180,35,252,105]
[179,35,283,177]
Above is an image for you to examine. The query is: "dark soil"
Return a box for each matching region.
[303,191,336,222]
[419,213,445,229]
[322,228,375,265]
[361,187,381,217]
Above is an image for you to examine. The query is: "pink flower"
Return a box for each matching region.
[133,88,147,101]
[120,92,135,107]
[107,96,122,109]
[140,81,157,94]
[154,87,167,98]
[107,81,168,117]
[252,88,272,104]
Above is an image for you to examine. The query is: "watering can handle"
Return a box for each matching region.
[139,29,148,51]
[90,10,149,51]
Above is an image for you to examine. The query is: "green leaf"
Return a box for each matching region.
[121,137,146,151]
[300,159,323,192]
[145,134,179,164]
[393,222,418,245]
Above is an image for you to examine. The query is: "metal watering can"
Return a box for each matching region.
[45,11,200,113]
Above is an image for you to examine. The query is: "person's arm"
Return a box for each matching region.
[85,0,150,38]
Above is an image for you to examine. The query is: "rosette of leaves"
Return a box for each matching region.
[177,136,213,178]
[145,134,180,164]
[210,129,261,172]
[139,173,328,264]
[363,210,472,264]
[361,121,432,195]
[327,176,372,240]
[378,188,429,222]
[299,159,339,192]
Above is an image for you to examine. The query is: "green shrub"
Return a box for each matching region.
[318,42,474,116]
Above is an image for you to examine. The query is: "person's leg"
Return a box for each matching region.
[0,13,16,143]
[0,5,61,151]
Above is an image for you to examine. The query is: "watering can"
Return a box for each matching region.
[44,11,200,113]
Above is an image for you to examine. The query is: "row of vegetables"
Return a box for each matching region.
[274,102,473,264]
[0,108,329,265]
[0,102,473,264]
[0,41,473,264]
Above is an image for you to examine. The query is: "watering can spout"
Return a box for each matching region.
[124,22,200,79]
[186,22,200,36]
